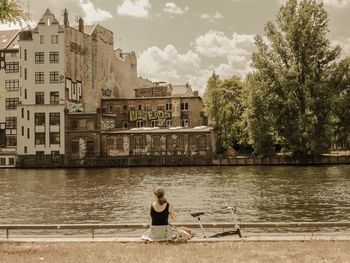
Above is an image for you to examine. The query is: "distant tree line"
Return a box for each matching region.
[204,0,350,157]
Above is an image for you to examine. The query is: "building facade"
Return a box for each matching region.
[0,9,214,168]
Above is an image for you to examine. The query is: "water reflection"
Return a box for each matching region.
[0,166,349,225]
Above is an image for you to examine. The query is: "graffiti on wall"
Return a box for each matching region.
[129,110,171,126]
[67,101,84,112]
[101,120,115,130]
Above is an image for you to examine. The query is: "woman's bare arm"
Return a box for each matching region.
[169,205,176,221]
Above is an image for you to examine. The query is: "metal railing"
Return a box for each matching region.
[1,222,350,239]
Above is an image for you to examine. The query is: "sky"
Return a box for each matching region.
[1,0,350,93]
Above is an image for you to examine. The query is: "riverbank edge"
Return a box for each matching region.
[11,154,350,168]
[2,232,350,243]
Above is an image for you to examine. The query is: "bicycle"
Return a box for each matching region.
[190,205,242,238]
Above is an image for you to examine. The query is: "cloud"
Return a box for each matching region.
[193,31,255,58]
[117,0,151,18]
[80,0,113,23]
[138,40,254,94]
[138,45,201,82]
[323,0,350,7]
[278,0,350,7]
[200,11,223,22]
[163,2,189,15]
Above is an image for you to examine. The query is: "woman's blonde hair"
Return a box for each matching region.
[153,186,167,205]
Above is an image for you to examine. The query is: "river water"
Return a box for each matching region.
[0,166,349,225]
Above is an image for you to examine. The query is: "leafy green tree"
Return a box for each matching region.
[0,0,27,25]
[246,74,275,155]
[249,0,350,157]
[204,73,247,152]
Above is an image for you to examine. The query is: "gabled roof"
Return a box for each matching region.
[171,84,195,97]
[0,29,20,50]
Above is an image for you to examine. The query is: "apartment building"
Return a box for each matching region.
[0,9,154,168]
[0,29,20,167]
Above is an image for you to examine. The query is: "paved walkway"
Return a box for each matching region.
[1,232,350,243]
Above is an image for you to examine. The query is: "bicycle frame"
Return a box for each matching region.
[190,205,242,238]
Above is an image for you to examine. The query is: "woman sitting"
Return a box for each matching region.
[142,186,191,241]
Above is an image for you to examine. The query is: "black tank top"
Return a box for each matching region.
[151,203,169,226]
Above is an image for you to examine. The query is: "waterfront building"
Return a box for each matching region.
[0,29,20,167]
[0,9,214,168]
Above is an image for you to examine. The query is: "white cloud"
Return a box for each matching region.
[138,45,201,82]
[278,0,350,7]
[163,2,189,15]
[200,11,223,22]
[117,0,151,18]
[194,31,255,58]
[323,0,350,7]
[80,0,113,23]
[138,40,254,94]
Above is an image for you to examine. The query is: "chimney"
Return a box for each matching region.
[78,17,84,33]
[64,9,69,27]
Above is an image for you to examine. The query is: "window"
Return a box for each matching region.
[51,151,60,162]
[108,105,113,113]
[21,126,24,136]
[0,158,5,165]
[35,132,45,145]
[166,119,172,128]
[24,146,27,153]
[123,104,128,112]
[51,35,58,44]
[27,110,30,121]
[136,120,143,128]
[35,52,44,64]
[70,120,78,130]
[49,52,59,63]
[107,138,114,145]
[50,72,59,84]
[165,103,172,111]
[123,121,128,129]
[49,113,60,125]
[86,141,95,156]
[71,141,79,154]
[152,137,161,151]
[8,158,14,165]
[5,80,19,91]
[6,135,16,146]
[35,72,44,84]
[36,151,45,163]
[50,91,59,104]
[138,104,142,111]
[49,132,60,144]
[5,98,19,109]
[35,113,45,126]
[35,92,45,104]
[40,35,44,44]
[21,108,24,118]
[24,49,27,61]
[24,68,27,80]
[116,138,123,150]
[5,62,19,73]
[181,102,189,111]
[27,128,29,138]
[5,117,16,129]
[181,119,189,128]
[24,89,27,99]
[151,120,158,127]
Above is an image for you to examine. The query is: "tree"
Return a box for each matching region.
[203,73,247,152]
[249,0,350,157]
[0,0,27,25]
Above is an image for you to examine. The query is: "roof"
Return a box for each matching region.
[73,25,97,35]
[102,126,213,134]
[0,29,20,50]
[171,84,194,97]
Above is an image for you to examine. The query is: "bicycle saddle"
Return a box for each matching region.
[190,212,205,217]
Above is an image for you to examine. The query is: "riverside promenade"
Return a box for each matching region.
[1,234,350,263]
